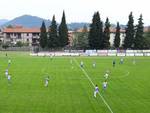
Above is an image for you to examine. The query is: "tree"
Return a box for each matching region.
[103,18,111,49]
[114,22,121,48]
[134,14,144,49]
[2,42,9,49]
[47,15,58,49]
[72,25,89,50]
[143,37,150,49]
[123,12,135,49]
[143,27,150,49]
[88,11,103,49]
[40,21,47,48]
[59,11,69,47]
[16,41,23,47]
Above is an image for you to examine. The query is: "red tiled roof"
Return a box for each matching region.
[3,27,40,33]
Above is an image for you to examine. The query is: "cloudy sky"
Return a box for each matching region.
[0,0,149,25]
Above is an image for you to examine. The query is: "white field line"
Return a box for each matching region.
[73,58,114,113]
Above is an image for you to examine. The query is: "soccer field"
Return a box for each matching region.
[0,52,150,113]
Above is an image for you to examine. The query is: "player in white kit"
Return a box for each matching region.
[120,57,124,64]
[80,61,84,68]
[104,73,109,79]
[103,81,107,90]
[5,69,8,77]
[50,55,53,60]
[70,59,74,69]
[7,74,11,84]
[94,84,99,97]
[8,59,11,67]
[92,61,96,68]
[45,76,49,87]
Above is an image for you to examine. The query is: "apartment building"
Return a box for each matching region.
[2,26,40,46]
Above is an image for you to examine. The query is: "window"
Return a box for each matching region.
[32,33,36,36]
[6,33,10,38]
[27,39,29,42]
[27,33,29,36]
[17,33,21,39]
[32,38,36,43]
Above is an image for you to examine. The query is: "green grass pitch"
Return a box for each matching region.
[0,52,150,113]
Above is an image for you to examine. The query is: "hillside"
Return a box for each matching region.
[1,15,51,28]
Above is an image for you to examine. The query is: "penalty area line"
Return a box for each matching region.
[73,58,114,113]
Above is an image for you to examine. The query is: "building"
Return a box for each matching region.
[2,26,40,46]
[2,26,73,47]
[1,25,149,48]
[109,27,125,46]
[74,27,126,47]
[0,29,3,44]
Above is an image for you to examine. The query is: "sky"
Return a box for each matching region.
[0,0,149,25]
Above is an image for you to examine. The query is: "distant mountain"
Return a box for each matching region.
[0,19,9,26]
[1,15,51,28]
[1,15,89,30]
[0,14,126,30]
[68,23,90,30]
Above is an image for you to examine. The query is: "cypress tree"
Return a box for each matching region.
[143,27,150,49]
[103,18,111,49]
[47,15,58,49]
[40,21,47,48]
[114,22,121,48]
[88,12,96,49]
[123,12,135,49]
[134,14,144,49]
[59,11,69,47]
[88,11,103,49]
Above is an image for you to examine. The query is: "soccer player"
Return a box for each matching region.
[8,59,11,67]
[5,69,8,77]
[92,61,96,68]
[50,54,53,60]
[113,59,116,67]
[70,59,73,64]
[45,76,49,87]
[70,59,74,69]
[80,61,84,68]
[7,74,11,84]
[94,84,99,98]
[103,81,107,90]
[8,59,11,64]
[104,73,109,80]
[133,58,136,65]
[120,57,124,64]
